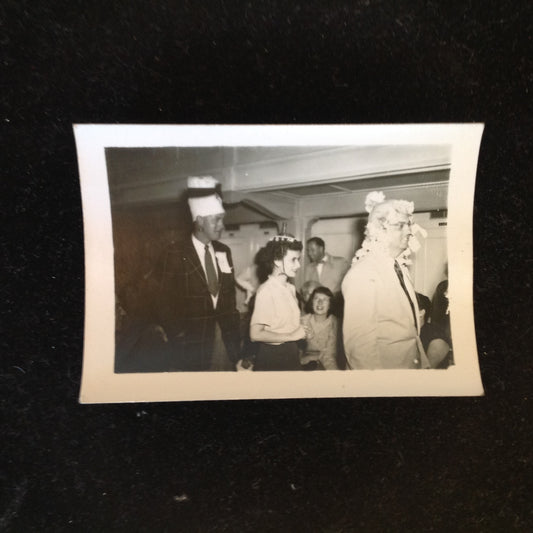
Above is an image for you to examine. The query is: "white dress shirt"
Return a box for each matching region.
[191,234,219,308]
[316,253,328,280]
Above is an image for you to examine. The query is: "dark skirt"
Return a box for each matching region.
[254,341,301,371]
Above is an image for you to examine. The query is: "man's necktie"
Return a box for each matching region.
[204,244,219,296]
[394,260,417,328]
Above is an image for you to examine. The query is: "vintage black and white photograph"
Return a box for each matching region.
[5,1,533,528]
[75,124,483,402]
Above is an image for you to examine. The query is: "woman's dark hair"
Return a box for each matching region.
[255,236,303,280]
[305,286,334,316]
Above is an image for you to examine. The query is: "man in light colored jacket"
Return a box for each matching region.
[342,192,430,369]
[304,237,350,297]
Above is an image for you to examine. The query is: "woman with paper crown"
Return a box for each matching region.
[250,233,312,371]
[341,191,431,370]
[155,176,240,371]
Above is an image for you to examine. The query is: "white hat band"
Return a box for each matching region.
[188,195,225,219]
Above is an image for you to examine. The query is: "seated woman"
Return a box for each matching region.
[249,235,311,371]
[416,292,453,369]
[298,280,321,314]
[300,286,339,370]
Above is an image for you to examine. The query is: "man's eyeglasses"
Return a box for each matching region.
[388,221,413,230]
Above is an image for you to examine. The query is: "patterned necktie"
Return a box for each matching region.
[204,244,219,296]
[394,260,417,328]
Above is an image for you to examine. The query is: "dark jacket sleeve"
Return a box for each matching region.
[153,244,185,339]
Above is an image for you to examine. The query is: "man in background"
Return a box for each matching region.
[303,237,350,306]
[156,176,240,371]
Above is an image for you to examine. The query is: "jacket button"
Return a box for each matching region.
[413,359,419,365]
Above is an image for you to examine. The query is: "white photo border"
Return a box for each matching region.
[74,124,484,403]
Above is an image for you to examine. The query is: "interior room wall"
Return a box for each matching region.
[292,182,448,289]
[308,211,448,300]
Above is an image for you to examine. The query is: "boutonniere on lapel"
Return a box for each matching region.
[215,251,232,273]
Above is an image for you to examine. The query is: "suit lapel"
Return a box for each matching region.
[373,255,415,326]
[393,261,420,332]
[184,238,208,286]
[401,265,420,332]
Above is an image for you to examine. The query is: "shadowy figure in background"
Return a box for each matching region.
[114,291,170,373]
[236,247,271,370]
[303,236,350,318]
[416,291,453,368]
[235,263,260,306]
[427,279,453,367]
[304,237,350,296]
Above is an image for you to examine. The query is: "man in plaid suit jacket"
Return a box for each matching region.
[156,177,240,371]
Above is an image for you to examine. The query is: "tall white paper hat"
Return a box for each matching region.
[187,176,225,219]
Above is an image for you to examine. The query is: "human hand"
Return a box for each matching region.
[303,324,314,339]
[300,318,314,340]
[290,325,307,341]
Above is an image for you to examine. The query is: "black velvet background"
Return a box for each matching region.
[2,1,532,531]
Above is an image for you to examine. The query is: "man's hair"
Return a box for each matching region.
[307,237,325,249]
[365,199,414,242]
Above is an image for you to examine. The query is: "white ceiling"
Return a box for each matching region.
[106,145,451,205]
